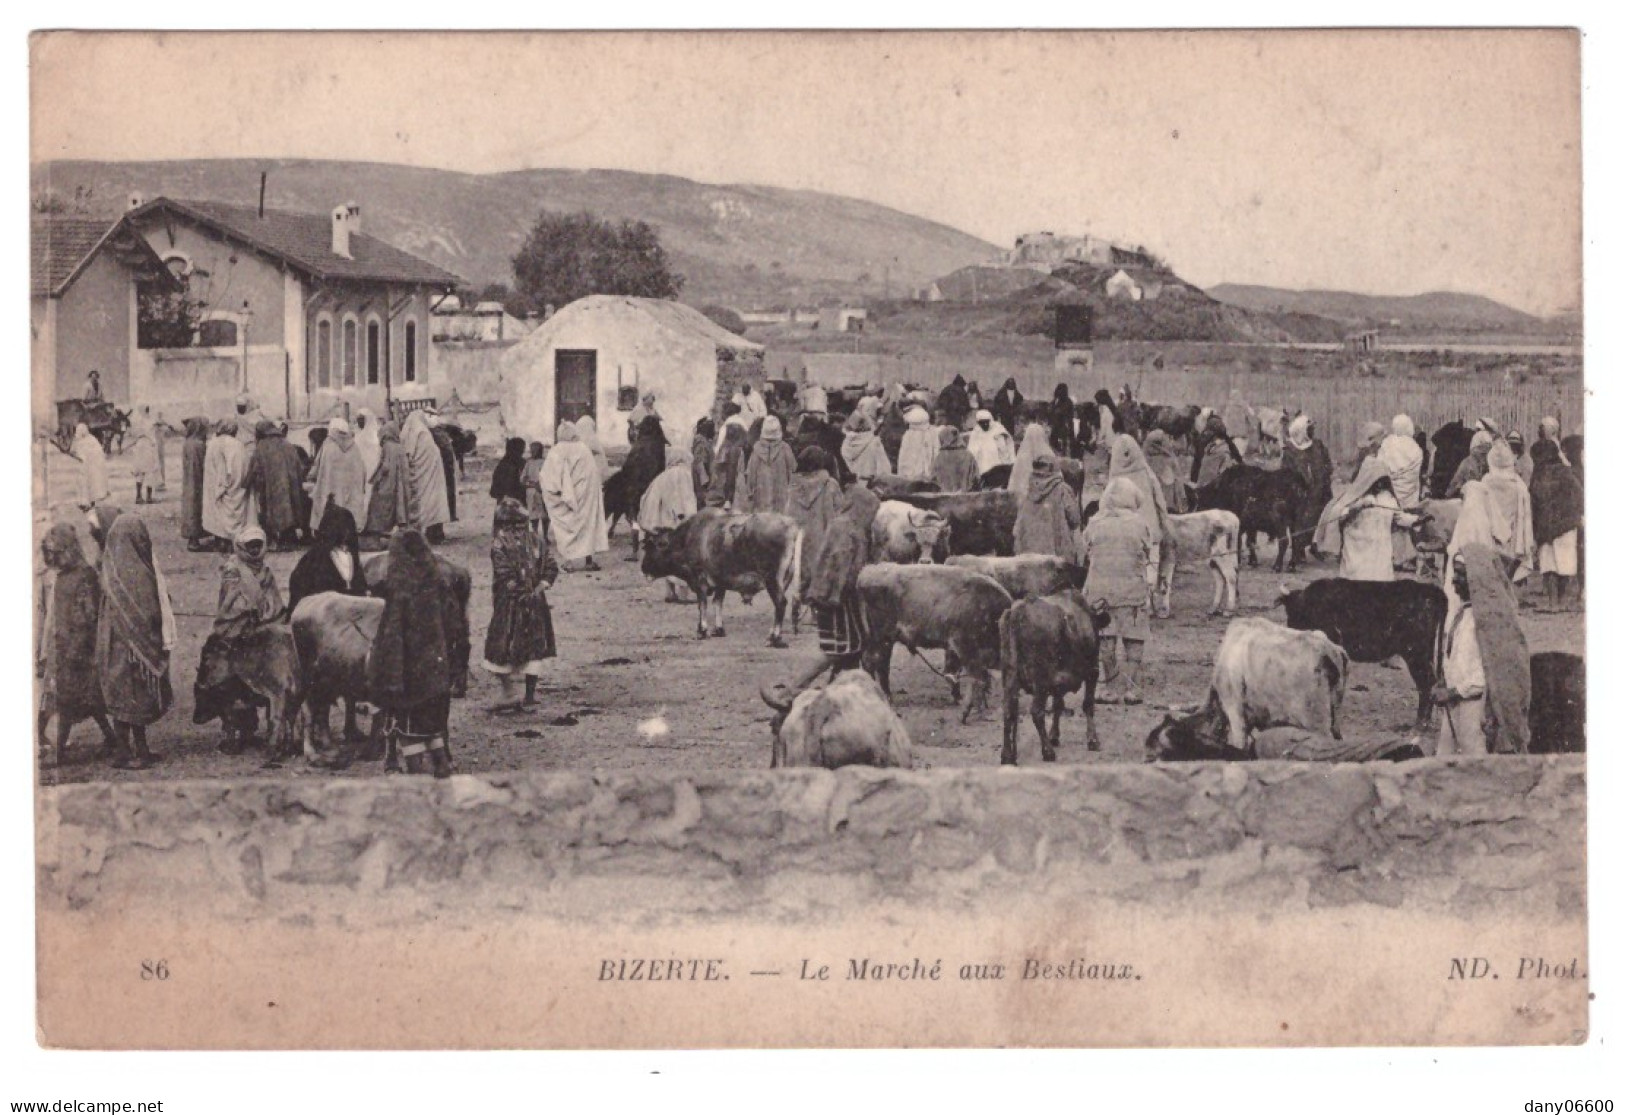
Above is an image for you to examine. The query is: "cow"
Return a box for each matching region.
[640,508,803,646]
[1529,651,1585,754]
[361,551,473,698]
[1276,578,1447,729]
[999,590,1112,764]
[857,562,1014,722]
[289,592,385,765]
[868,474,941,500]
[1408,498,1462,555]
[946,554,1087,600]
[760,669,914,769]
[1143,618,1348,760]
[1139,402,1213,458]
[872,501,949,564]
[195,624,304,764]
[1190,464,1310,572]
[1429,420,1473,499]
[1251,406,1297,460]
[889,489,1018,557]
[1159,509,1242,617]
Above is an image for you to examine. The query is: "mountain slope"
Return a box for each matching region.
[1206,283,1550,333]
[31,158,998,308]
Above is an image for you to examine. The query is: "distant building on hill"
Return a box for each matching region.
[1105,269,1144,302]
[1000,232,1157,274]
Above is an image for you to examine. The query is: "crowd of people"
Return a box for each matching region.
[37,373,1583,774]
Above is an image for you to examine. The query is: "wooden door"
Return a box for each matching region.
[555,350,597,426]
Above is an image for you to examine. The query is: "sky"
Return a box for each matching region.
[31,29,1581,315]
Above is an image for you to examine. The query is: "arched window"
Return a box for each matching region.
[342,318,358,387]
[366,318,382,385]
[315,318,332,389]
[403,320,418,382]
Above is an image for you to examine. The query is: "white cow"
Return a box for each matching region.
[1158,509,1242,617]
[762,670,914,769]
[871,500,949,564]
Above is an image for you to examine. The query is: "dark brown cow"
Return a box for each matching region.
[999,590,1111,764]
[890,489,1018,557]
[640,508,803,645]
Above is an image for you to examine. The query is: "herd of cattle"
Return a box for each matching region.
[216,383,1580,776]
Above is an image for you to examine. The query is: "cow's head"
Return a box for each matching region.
[1408,502,1458,554]
[1275,582,1306,627]
[1189,479,1220,513]
[907,509,949,564]
[639,527,680,579]
[1143,704,1239,763]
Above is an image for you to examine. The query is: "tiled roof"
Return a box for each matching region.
[31,216,115,296]
[130,198,462,287]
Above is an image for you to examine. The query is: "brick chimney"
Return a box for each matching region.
[345,200,360,236]
[331,204,352,259]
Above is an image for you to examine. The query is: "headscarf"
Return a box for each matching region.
[841,413,892,478]
[1456,545,1530,753]
[1481,439,1535,573]
[895,407,939,481]
[1107,434,1169,541]
[1528,439,1584,545]
[1025,453,1067,502]
[1098,475,1143,517]
[1359,422,1386,451]
[966,409,1016,475]
[1287,414,1313,451]
[938,426,962,450]
[233,524,268,570]
[1378,415,1425,507]
[760,416,784,441]
[1008,422,1056,497]
[556,420,579,444]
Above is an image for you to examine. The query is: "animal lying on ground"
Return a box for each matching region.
[761,669,913,769]
[1160,509,1242,617]
[1143,617,1348,760]
[640,508,803,645]
[857,562,1013,721]
[999,590,1111,764]
[1276,577,1448,729]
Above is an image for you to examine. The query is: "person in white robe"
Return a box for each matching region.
[1316,456,1417,582]
[400,409,451,537]
[1008,423,1057,498]
[966,409,1017,479]
[70,423,110,507]
[539,421,609,570]
[307,417,369,530]
[894,406,939,481]
[353,408,382,498]
[202,420,252,543]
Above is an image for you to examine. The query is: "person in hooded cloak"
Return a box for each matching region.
[895,406,939,481]
[840,412,893,481]
[575,414,610,483]
[615,415,670,555]
[1281,415,1333,552]
[38,523,117,765]
[710,417,752,506]
[352,407,382,492]
[1445,430,1495,498]
[1349,421,1386,482]
[289,503,367,608]
[361,421,412,550]
[96,515,175,768]
[307,416,368,532]
[1379,413,1426,568]
[400,409,451,541]
[1014,453,1081,559]
[785,446,843,602]
[739,415,797,514]
[691,417,717,500]
[1081,477,1156,706]
[1107,434,1173,609]
[1434,547,1530,756]
[1529,438,1584,610]
[991,378,1024,438]
[877,395,909,469]
[936,374,971,432]
[640,443,700,602]
[966,409,1017,483]
[490,436,529,506]
[1316,456,1416,581]
[763,486,883,723]
[203,419,251,546]
[1480,440,1535,582]
[483,497,559,705]
[1008,423,1056,498]
[71,421,110,507]
[1141,429,1190,515]
[180,417,210,549]
[367,528,456,777]
[243,419,307,548]
[933,425,979,492]
[429,417,460,525]
[1049,384,1077,459]
[539,420,609,570]
[194,525,285,754]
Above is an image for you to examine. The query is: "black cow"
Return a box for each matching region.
[999,590,1111,764]
[1529,652,1585,754]
[640,508,802,645]
[890,489,1019,557]
[1191,464,1310,572]
[857,562,1013,721]
[1276,578,1448,729]
[868,474,941,499]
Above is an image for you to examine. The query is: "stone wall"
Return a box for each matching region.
[37,757,1584,928]
[432,339,520,405]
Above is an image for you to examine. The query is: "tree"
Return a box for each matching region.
[511,210,683,312]
[700,305,747,335]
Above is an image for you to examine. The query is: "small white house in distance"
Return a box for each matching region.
[498,295,766,446]
[1105,269,1144,302]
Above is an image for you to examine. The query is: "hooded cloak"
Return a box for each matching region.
[1317,455,1402,580]
[1014,454,1081,559]
[353,408,382,485]
[308,417,368,531]
[691,417,716,498]
[243,420,307,537]
[895,407,939,481]
[936,374,971,430]
[1107,434,1170,543]
[785,448,844,588]
[840,414,893,480]
[202,422,251,540]
[1008,423,1056,498]
[991,378,1024,435]
[1142,429,1190,514]
[639,444,700,532]
[96,515,174,725]
[805,485,882,608]
[1480,441,1535,578]
[1528,439,1584,545]
[739,416,796,513]
[490,437,529,505]
[1080,477,1155,608]
[180,417,210,540]
[483,498,558,673]
[400,410,451,531]
[1459,543,1531,753]
[1445,431,1494,498]
[1049,384,1077,456]
[967,410,1017,477]
[932,426,979,492]
[710,420,750,505]
[1378,414,1425,507]
[367,529,453,712]
[618,415,670,520]
[538,421,609,562]
[364,421,412,539]
[72,423,110,505]
[289,503,367,608]
[575,414,610,482]
[40,522,105,718]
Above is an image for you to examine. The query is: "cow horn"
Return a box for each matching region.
[759,682,792,713]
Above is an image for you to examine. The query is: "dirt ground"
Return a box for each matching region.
[37,444,1584,786]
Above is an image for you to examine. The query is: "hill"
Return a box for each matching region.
[1205,283,1556,335]
[30,158,998,309]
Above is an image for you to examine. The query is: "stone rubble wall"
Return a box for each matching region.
[37,758,1584,928]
